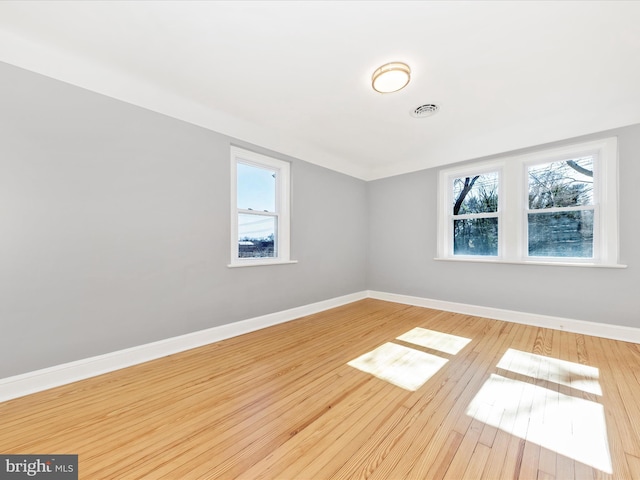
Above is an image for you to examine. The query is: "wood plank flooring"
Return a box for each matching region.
[1,299,640,479]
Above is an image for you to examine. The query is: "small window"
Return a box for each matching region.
[437,137,621,267]
[230,147,292,267]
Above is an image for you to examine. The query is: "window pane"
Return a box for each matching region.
[237,162,276,212]
[528,210,594,257]
[454,217,498,256]
[238,214,276,258]
[452,172,498,215]
[528,156,593,209]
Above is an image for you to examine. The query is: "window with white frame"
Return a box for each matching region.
[230,147,292,267]
[452,170,500,256]
[437,137,621,266]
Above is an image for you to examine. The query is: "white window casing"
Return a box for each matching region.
[229,146,295,267]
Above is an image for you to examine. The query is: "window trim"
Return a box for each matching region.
[437,137,624,268]
[229,146,295,267]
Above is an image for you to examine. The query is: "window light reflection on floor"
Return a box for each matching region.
[467,349,611,473]
[397,327,472,355]
[497,348,602,395]
[347,342,448,391]
[347,329,471,391]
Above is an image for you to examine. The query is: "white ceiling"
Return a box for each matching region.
[0,1,639,180]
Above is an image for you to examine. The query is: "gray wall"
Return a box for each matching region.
[0,62,368,378]
[2,59,638,380]
[368,124,639,328]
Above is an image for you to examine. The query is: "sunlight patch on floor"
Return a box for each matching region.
[497,348,602,395]
[467,347,612,474]
[347,342,448,391]
[396,327,472,355]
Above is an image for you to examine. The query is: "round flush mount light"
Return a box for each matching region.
[372,62,411,93]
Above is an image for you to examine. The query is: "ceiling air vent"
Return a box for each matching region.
[411,103,439,118]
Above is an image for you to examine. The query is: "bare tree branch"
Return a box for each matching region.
[453,175,480,215]
[566,160,593,177]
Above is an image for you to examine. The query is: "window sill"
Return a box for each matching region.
[227,260,298,268]
[434,257,627,269]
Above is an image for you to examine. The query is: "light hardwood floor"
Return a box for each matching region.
[2,299,640,479]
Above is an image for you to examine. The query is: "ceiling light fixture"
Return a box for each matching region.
[372,62,411,93]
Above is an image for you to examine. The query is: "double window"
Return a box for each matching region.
[230,147,293,267]
[437,137,620,266]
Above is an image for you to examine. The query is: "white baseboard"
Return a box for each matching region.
[367,290,640,344]
[0,291,368,402]
[3,289,638,403]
